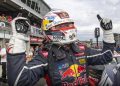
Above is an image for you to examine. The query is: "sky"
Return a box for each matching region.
[44,0,120,41]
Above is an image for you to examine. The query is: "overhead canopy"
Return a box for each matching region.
[0,0,51,26]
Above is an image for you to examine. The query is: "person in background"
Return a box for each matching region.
[1,14,6,22]
[7,16,13,23]
[0,43,7,83]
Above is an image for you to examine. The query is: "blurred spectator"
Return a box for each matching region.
[0,44,7,83]
[7,16,12,23]
[1,14,6,22]
[0,14,13,23]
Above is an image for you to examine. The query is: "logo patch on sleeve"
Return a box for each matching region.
[79,59,86,64]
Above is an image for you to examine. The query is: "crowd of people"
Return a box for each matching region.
[0,14,13,23]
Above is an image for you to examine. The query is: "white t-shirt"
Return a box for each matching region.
[0,48,7,62]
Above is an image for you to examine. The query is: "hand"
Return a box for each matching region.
[26,52,33,62]
[97,14,112,31]
[10,17,30,41]
[11,17,30,35]
[97,14,115,43]
[8,17,30,54]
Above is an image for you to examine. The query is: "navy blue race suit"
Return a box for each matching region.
[7,41,114,86]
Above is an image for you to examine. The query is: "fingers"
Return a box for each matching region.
[97,14,102,22]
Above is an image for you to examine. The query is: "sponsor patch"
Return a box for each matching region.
[46,16,55,21]
[79,59,86,64]
[60,64,86,80]
[58,63,69,70]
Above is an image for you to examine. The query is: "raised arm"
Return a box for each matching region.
[7,17,47,86]
[87,15,115,65]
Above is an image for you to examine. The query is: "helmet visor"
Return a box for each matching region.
[49,22,75,31]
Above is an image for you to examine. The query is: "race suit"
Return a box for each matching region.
[7,41,114,86]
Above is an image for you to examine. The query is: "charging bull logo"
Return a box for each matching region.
[60,64,86,80]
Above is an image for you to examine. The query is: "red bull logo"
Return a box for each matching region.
[61,64,86,80]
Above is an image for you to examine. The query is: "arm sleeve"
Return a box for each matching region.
[87,41,115,65]
[7,53,48,86]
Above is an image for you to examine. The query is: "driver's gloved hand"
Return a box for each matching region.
[97,15,115,43]
[8,17,30,54]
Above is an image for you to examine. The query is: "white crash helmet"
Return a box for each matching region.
[41,10,78,44]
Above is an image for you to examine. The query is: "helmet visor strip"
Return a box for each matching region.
[49,22,75,31]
